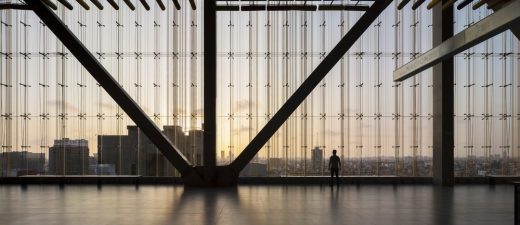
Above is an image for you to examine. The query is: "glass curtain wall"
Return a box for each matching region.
[0,1,517,177]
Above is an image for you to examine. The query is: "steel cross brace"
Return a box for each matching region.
[229,0,394,174]
[393,0,520,81]
[25,0,195,177]
[23,0,392,185]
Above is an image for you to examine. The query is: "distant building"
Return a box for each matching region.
[240,162,267,177]
[311,147,323,172]
[268,157,284,172]
[0,151,45,176]
[49,138,89,175]
[97,125,203,176]
[186,130,203,165]
[89,164,116,175]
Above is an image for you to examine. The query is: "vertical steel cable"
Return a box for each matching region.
[300,10,308,176]
[190,4,198,164]
[154,2,160,175]
[320,10,326,176]
[283,8,288,176]
[135,2,141,175]
[116,0,123,175]
[339,6,346,176]
[375,16,382,175]
[392,1,401,175]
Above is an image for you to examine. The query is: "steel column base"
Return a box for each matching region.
[182,166,238,186]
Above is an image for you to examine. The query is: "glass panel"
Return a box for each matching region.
[0,2,517,178]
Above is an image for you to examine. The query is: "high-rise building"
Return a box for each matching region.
[0,151,45,176]
[311,147,323,173]
[98,125,203,176]
[48,138,89,175]
[186,130,203,165]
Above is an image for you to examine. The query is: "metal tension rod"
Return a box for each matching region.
[26,0,194,175]
[229,0,393,173]
[393,0,520,81]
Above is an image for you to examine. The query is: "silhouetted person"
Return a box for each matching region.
[329,150,341,186]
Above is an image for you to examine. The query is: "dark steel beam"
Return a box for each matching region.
[397,0,412,9]
[215,5,240,11]
[229,0,393,173]
[241,4,317,11]
[90,0,104,10]
[240,5,265,10]
[432,0,454,186]
[26,0,193,175]
[123,0,136,10]
[442,0,457,10]
[393,0,520,81]
[472,0,490,10]
[156,0,166,10]
[456,0,474,9]
[189,0,196,10]
[412,0,427,10]
[139,0,151,10]
[203,0,216,167]
[0,3,31,10]
[266,5,317,11]
[41,0,59,10]
[107,0,119,10]
[76,0,90,10]
[216,0,322,1]
[488,0,520,40]
[318,4,370,11]
[218,4,370,11]
[427,0,442,9]
[172,0,181,10]
[57,0,73,10]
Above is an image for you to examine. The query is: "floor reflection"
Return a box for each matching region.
[0,184,514,225]
[432,186,454,225]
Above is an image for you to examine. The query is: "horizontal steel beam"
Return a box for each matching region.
[0,3,31,10]
[26,0,194,176]
[215,0,375,1]
[319,4,370,11]
[488,0,520,40]
[216,4,370,11]
[229,0,393,174]
[216,5,239,11]
[393,0,520,82]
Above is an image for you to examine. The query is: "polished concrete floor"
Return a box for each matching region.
[0,184,514,225]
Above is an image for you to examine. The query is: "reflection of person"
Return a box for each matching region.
[329,150,341,186]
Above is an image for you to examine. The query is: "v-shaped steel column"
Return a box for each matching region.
[26,0,194,176]
[229,0,394,173]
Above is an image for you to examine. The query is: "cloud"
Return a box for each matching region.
[233,125,252,134]
[325,129,342,136]
[47,100,79,112]
[97,102,116,111]
[234,100,256,112]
